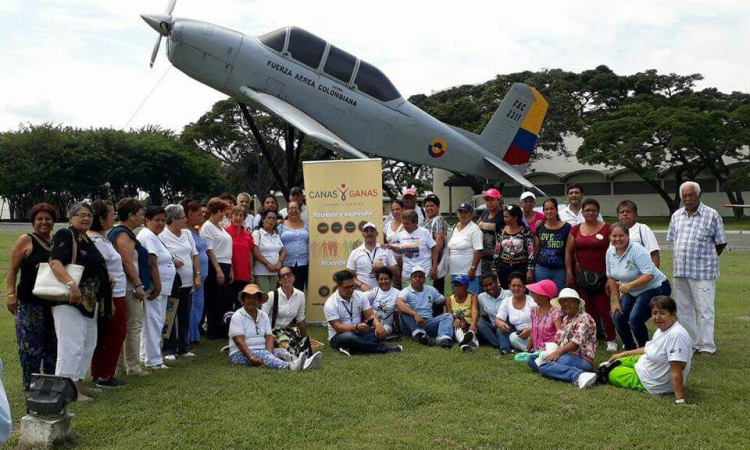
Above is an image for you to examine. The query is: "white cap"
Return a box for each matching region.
[520,191,536,201]
[410,265,427,276]
[362,222,377,231]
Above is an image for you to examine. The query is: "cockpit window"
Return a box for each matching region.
[354,60,401,102]
[258,28,286,52]
[323,45,356,84]
[287,27,326,69]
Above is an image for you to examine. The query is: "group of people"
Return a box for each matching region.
[5,180,725,403]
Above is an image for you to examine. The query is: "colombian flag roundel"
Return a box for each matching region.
[428,138,447,158]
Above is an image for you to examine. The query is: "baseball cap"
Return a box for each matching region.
[450,274,470,286]
[520,191,536,201]
[410,265,426,276]
[289,186,304,196]
[362,222,378,231]
[457,202,473,212]
[403,188,418,197]
[483,188,502,200]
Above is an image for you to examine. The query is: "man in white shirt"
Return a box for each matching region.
[346,222,399,291]
[559,184,602,225]
[279,187,308,223]
[323,270,403,356]
[616,200,660,267]
[390,209,438,287]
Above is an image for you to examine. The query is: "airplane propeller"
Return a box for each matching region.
[141,0,177,68]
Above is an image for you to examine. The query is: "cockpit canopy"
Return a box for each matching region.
[258,27,402,103]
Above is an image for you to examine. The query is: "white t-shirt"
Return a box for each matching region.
[346,243,398,288]
[91,235,126,298]
[137,228,176,295]
[252,229,284,276]
[628,222,660,254]
[447,221,483,276]
[496,295,534,330]
[243,214,256,231]
[635,321,692,394]
[160,227,198,288]
[200,220,233,264]
[397,227,436,277]
[364,287,399,330]
[261,287,306,329]
[323,290,372,340]
[384,221,404,246]
[228,308,272,355]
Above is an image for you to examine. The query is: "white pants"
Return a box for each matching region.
[52,305,97,382]
[673,277,716,353]
[140,293,167,367]
[455,328,479,348]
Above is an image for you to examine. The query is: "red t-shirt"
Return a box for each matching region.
[226,225,255,281]
[572,222,611,273]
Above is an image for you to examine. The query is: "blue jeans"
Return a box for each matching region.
[330,331,389,354]
[477,320,503,349]
[614,279,672,350]
[399,313,454,341]
[527,352,593,384]
[535,265,566,294]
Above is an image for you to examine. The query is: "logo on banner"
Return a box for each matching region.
[308,183,379,202]
[427,138,447,158]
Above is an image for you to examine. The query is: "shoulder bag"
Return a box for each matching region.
[33,229,84,302]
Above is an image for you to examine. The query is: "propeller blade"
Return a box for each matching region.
[150,35,162,68]
[166,0,177,15]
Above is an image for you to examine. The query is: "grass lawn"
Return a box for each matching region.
[1,230,749,449]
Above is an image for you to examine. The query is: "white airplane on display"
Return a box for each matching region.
[141,1,549,190]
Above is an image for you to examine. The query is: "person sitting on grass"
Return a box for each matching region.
[527,288,598,389]
[228,284,321,371]
[494,272,534,354]
[363,267,400,337]
[324,270,403,356]
[476,275,511,350]
[525,279,563,352]
[597,296,692,404]
[396,266,454,348]
[445,274,479,352]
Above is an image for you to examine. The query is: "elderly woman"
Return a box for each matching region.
[421,195,449,295]
[607,222,671,350]
[261,266,310,355]
[137,206,176,370]
[226,205,255,308]
[278,200,309,291]
[49,202,112,402]
[525,279,563,352]
[494,272,534,354]
[229,284,321,371]
[599,296,692,402]
[237,192,255,230]
[565,198,617,352]
[6,203,57,391]
[161,204,201,360]
[447,202,483,295]
[494,205,535,289]
[110,198,149,377]
[252,209,286,292]
[445,274,479,352]
[201,198,234,340]
[88,200,128,388]
[184,201,209,344]
[527,288,598,389]
[534,197,572,292]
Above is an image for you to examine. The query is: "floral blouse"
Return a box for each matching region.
[554,311,597,362]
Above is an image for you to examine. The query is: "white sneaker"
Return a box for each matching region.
[338,347,351,357]
[181,352,197,358]
[164,354,176,361]
[290,353,307,372]
[577,372,597,389]
[606,341,618,352]
[459,330,475,346]
[219,345,230,353]
[303,351,323,371]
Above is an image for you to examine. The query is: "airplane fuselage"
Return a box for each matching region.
[166,19,519,183]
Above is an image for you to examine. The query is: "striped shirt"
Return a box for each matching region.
[667,203,727,280]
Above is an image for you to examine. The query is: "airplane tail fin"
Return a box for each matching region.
[479,83,548,169]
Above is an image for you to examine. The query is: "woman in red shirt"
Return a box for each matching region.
[565,198,617,352]
[226,205,254,309]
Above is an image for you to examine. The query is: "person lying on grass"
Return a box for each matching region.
[596,296,692,404]
[445,274,479,352]
[228,284,321,371]
[527,288,598,389]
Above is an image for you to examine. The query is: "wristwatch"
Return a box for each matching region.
[65,281,75,290]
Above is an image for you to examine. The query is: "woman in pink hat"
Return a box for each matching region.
[525,279,564,352]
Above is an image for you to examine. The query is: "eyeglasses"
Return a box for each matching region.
[73,213,93,219]
[279,272,294,278]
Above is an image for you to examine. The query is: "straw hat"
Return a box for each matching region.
[551,287,585,309]
[238,284,269,303]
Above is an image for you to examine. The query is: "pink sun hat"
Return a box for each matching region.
[526,279,559,299]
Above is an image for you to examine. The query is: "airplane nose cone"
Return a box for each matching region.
[141,14,172,36]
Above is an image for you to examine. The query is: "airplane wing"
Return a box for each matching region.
[239,86,367,159]
[484,155,546,196]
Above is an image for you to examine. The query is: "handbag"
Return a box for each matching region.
[32,229,85,302]
[576,267,607,293]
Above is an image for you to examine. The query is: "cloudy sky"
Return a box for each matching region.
[1,0,748,133]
